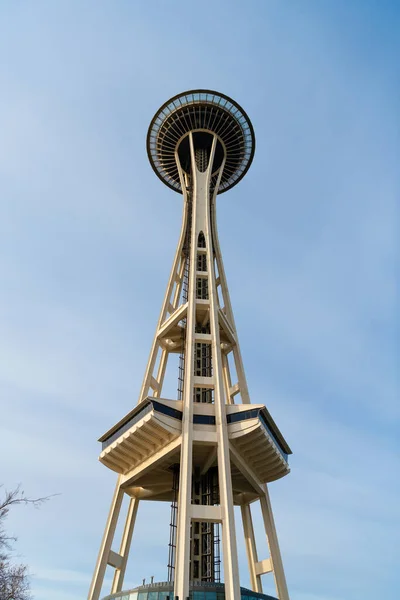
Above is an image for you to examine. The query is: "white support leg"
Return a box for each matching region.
[241,503,262,593]
[205,140,241,600]
[211,205,251,405]
[222,352,234,405]
[88,478,124,600]
[138,200,189,403]
[111,497,139,593]
[260,488,290,600]
[174,145,196,600]
[154,349,169,398]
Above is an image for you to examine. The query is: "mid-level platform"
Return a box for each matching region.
[98,398,291,503]
[102,581,278,600]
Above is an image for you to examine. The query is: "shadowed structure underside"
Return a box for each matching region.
[147,90,255,193]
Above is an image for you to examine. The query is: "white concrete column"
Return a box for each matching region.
[260,488,290,600]
[138,200,189,403]
[88,478,124,600]
[210,202,251,405]
[111,497,139,593]
[204,140,241,600]
[174,136,198,600]
[241,503,262,593]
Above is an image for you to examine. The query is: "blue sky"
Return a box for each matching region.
[0,1,398,599]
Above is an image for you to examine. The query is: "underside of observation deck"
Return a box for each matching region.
[98,397,291,505]
[147,90,255,193]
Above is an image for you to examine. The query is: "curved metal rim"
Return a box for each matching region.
[146,89,256,195]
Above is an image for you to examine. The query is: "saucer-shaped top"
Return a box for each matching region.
[147,90,255,194]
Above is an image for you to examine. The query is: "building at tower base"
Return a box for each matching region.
[102,582,279,600]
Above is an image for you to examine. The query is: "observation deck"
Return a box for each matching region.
[98,398,291,503]
[147,90,255,194]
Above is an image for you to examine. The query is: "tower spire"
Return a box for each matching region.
[88,90,292,600]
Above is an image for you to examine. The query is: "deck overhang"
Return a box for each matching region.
[98,398,292,501]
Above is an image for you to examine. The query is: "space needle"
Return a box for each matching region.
[88,90,292,600]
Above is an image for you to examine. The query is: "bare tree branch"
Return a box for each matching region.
[0,484,54,600]
[0,485,52,516]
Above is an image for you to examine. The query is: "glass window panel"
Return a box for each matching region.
[148,592,158,600]
[138,592,148,600]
